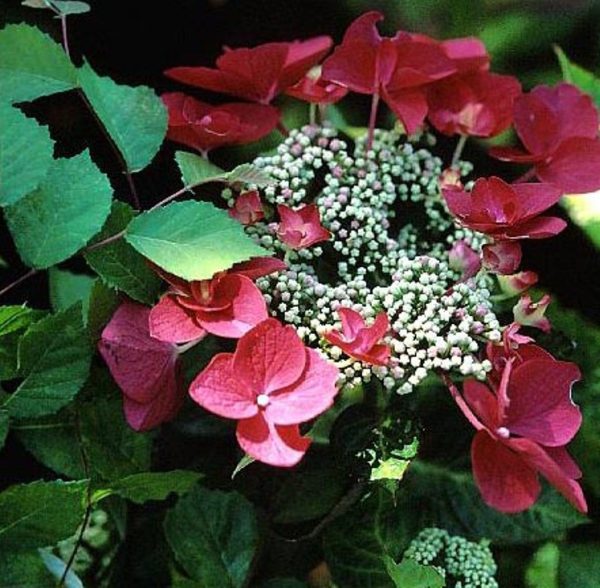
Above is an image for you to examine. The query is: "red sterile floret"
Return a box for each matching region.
[165,36,332,105]
[99,302,183,432]
[149,258,285,343]
[189,319,340,467]
[443,176,566,240]
[276,204,331,249]
[491,83,600,193]
[324,307,391,366]
[228,190,265,225]
[162,93,278,154]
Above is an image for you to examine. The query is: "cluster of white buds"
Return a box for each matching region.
[227,125,500,392]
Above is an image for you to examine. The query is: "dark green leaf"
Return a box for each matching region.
[175,151,225,188]
[384,557,445,588]
[0,103,55,207]
[558,543,600,588]
[84,201,162,304]
[78,62,167,172]
[126,200,266,281]
[0,410,7,450]
[94,470,202,504]
[3,304,91,419]
[0,480,87,550]
[555,46,600,108]
[226,163,275,187]
[0,549,55,587]
[164,485,259,588]
[4,149,113,269]
[0,24,77,103]
[48,268,94,315]
[86,279,120,342]
[50,0,91,15]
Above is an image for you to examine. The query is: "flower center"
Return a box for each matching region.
[256,394,270,408]
[496,426,510,439]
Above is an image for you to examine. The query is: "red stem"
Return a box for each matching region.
[442,373,485,431]
[366,93,380,151]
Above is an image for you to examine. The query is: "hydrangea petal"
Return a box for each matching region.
[505,359,582,446]
[463,380,499,429]
[149,295,207,344]
[189,353,258,419]
[267,349,339,425]
[233,319,306,395]
[236,413,310,467]
[123,378,184,432]
[471,430,540,513]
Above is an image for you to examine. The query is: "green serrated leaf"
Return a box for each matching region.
[384,557,445,588]
[94,470,202,504]
[0,480,87,551]
[555,46,600,108]
[78,62,167,172]
[175,151,275,188]
[48,268,94,316]
[84,201,162,304]
[4,149,113,269]
[86,279,120,342]
[164,486,259,588]
[3,304,91,419]
[0,103,55,207]
[125,200,266,281]
[0,24,77,103]
[38,548,84,588]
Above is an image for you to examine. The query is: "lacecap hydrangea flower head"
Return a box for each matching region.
[100,10,600,514]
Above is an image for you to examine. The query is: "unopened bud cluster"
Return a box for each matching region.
[225,125,499,391]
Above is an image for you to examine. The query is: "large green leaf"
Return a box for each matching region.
[0,103,54,207]
[558,543,600,587]
[84,201,162,304]
[0,480,87,551]
[4,149,113,269]
[0,305,45,380]
[555,47,600,108]
[164,486,259,588]
[78,62,167,172]
[0,24,77,103]
[48,268,94,315]
[94,470,202,504]
[2,304,91,419]
[0,409,7,450]
[0,549,55,588]
[126,200,266,281]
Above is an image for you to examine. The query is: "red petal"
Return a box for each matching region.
[537,137,600,194]
[508,438,587,513]
[189,353,258,419]
[513,91,560,156]
[488,146,542,164]
[512,182,563,219]
[98,302,179,405]
[268,349,339,425]
[338,307,366,340]
[123,380,183,432]
[231,256,287,280]
[149,295,207,344]
[236,413,310,467]
[545,445,582,479]
[503,216,567,240]
[471,430,540,513]
[280,36,333,88]
[383,86,429,134]
[441,37,489,73]
[198,274,268,338]
[463,380,499,428]
[504,359,582,446]
[233,319,306,395]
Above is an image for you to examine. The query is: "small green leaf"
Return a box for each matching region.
[525,542,559,588]
[48,268,94,315]
[175,151,225,187]
[0,103,55,207]
[94,470,202,504]
[3,304,91,419]
[84,201,162,304]
[0,480,87,551]
[0,410,7,450]
[4,149,113,269]
[78,62,167,172]
[50,0,91,15]
[175,151,274,188]
[555,46,600,108]
[385,557,445,588]
[126,200,266,281]
[164,486,259,588]
[0,24,77,103]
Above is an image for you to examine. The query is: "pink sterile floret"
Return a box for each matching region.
[189,319,340,467]
[324,307,391,366]
[98,301,183,432]
[276,204,331,249]
[228,190,265,225]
